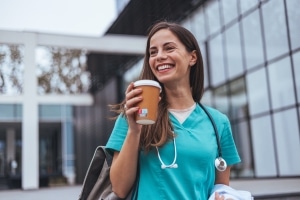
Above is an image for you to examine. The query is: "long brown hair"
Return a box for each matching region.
[111,21,204,151]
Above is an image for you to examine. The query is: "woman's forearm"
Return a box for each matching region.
[110,129,141,198]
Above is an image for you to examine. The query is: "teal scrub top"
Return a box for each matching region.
[106,104,241,200]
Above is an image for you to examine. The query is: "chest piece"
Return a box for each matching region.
[215,157,227,171]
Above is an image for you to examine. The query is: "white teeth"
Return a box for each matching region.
[158,65,171,70]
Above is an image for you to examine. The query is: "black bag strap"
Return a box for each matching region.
[79,146,109,200]
[198,103,222,158]
[79,146,140,200]
[105,148,140,200]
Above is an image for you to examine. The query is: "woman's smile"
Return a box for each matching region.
[157,64,174,72]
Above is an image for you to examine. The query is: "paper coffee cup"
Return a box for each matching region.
[133,80,161,125]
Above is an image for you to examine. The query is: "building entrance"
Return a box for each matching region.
[0,138,5,177]
[0,137,6,189]
[0,123,22,189]
[0,122,64,189]
[39,122,64,187]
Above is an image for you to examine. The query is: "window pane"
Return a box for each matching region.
[208,34,226,86]
[240,0,259,15]
[213,84,229,115]
[39,105,62,119]
[286,0,300,50]
[202,90,213,106]
[221,0,239,25]
[246,68,270,116]
[181,18,192,31]
[230,77,247,120]
[273,109,300,176]
[231,120,254,177]
[251,115,277,177]
[205,0,221,35]
[191,7,207,42]
[262,0,289,60]
[0,104,22,120]
[65,121,74,154]
[201,42,209,89]
[0,44,24,95]
[268,57,295,110]
[225,23,244,79]
[61,105,73,119]
[242,10,264,69]
[293,51,300,103]
[36,46,90,95]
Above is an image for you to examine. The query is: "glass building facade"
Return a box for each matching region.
[125,0,300,179]
[180,0,300,178]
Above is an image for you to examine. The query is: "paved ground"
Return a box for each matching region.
[230,178,300,198]
[0,185,82,200]
[0,178,299,200]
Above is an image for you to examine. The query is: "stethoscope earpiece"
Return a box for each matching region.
[215,157,227,172]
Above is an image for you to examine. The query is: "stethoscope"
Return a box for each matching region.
[200,103,227,172]
[155,103,227,172]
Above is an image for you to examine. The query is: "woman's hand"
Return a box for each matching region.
[215,192,225,200]
[110,82,143,197]
[124,82,143,134]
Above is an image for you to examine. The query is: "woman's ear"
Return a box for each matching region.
[189,50,197,66]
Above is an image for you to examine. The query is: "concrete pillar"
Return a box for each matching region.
[22,32,39,190]
[62,105,75,185]
[6,129,16,162]
[6,128,16,175]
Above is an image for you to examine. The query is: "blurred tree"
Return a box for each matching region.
[0,44,24,94]
[0,44,90,95]
[9,45,23,93]
[37,46,90,94]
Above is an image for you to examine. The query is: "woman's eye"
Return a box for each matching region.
[166,46,174,51]
[149,50,157,56]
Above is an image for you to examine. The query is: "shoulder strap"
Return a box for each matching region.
[79,146,140,200]
[198,103,222,158]
[79,146,110,200]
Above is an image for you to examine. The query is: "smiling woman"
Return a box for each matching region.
[148,29,197,85]
[106,21,241,200]
[0,0,117,37]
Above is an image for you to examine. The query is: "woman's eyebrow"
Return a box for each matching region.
[149,42,175,49]
[163,42,175,46]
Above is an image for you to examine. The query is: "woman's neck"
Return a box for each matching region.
[164,85,195,109]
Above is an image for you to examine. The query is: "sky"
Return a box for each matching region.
[0,0,117,37]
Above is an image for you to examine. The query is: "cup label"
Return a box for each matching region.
[138,108,148,117]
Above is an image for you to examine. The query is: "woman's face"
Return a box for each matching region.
[148,29,196,86]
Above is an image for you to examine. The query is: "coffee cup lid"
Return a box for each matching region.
[134,80,161,92]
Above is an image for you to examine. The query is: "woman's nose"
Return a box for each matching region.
[156,51,167,61]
